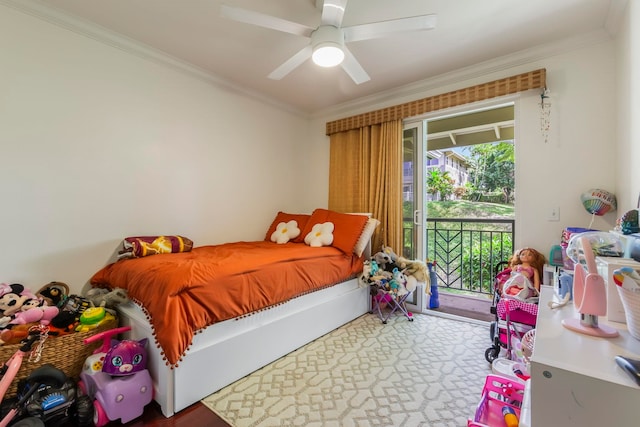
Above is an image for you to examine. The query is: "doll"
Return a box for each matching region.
[502,247,546,302]
[508,247,546,292]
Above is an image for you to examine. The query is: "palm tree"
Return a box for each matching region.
[427,169,454,201]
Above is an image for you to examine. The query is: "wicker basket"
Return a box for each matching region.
[0,316,118,398]
[617,286,640,340]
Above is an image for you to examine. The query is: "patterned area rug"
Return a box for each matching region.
[202,313,492,427]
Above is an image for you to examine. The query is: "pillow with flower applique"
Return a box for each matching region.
[300,209,369,253]
[264,212,310,243]
[304,222,335,247]
[270,220,302,244]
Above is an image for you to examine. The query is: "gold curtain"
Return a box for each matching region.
[326,69,547,258]
[328,119,402,254]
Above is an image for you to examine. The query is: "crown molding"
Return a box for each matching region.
[313,28,613,120]
[2,0,618,121]
[0,0,309,117]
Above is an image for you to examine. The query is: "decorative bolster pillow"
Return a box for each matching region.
[118,235,194,260]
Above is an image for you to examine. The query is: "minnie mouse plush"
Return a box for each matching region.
[0,283,58,328]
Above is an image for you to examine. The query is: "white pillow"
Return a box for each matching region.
[270,220,301,244]
[353,218,380,257]
[304,222,335,247]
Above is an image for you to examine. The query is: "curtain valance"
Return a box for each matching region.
[326,68,546,135]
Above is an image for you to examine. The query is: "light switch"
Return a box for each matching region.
[548,207,560,221]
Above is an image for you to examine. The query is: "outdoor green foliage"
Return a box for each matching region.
[425,217,513,294]
[426,169,454,201]
[427,200,514,219]
[407,141,516,295]
[421,200,515,294]
[463,142,514,204]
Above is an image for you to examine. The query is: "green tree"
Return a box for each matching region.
[466,142,514,203]
[427,169,454,201]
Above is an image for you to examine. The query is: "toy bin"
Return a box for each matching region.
[468,374,525,427]
[0,316,118,398]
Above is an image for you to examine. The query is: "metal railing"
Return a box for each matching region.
[404,218,514,296]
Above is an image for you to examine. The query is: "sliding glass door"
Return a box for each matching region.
[402,121,426,311]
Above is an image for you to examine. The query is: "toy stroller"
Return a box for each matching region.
[485,262,538,363]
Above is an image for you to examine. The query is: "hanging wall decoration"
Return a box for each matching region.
[540,89,551,143]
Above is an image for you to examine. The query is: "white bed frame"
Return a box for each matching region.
[117,276,369,417]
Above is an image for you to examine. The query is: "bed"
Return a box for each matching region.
[89,209,376,417]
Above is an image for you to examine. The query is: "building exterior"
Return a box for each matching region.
[403,149,469,202]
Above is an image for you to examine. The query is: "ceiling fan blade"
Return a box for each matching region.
[340,46,370,84]
[220,4,314,38]
[343,14,437,42]
[321,0,348,27]
[268,45,313,80]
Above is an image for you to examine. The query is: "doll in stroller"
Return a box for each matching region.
[485,248,545,363]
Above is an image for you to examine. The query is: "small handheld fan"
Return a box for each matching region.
[561,236,619,337]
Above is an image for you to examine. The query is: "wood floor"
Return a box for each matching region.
[118,401,230,427]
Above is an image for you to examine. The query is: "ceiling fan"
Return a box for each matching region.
[220,0,437,84]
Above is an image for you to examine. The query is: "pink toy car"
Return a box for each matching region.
[78,326,153,426]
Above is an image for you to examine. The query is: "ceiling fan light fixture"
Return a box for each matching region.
[312,42,344,67]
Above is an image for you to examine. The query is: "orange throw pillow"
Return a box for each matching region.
[301,209,369,254]
[264,212,311,243]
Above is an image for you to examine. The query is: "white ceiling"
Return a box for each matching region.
[23,0,624,114]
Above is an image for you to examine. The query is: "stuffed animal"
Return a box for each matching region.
[10,299,59,326]
[0,283,58,330]
[372,251,397,272]
[396,257,430,284]
[0,323,33,345]
[0,284,36,317]
[359,261,374,288]
[381,245,399,263]
[378,246,430,285]
[37,281,70,308]
[0,283,37,328]
[85,288,129,314]
[388,268,405,296]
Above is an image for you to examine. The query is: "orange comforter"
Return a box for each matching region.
[90,241,364,367]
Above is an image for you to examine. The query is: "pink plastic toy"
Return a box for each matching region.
[79,326,153,426]
[467,374,524,427]
[562,236,619,337]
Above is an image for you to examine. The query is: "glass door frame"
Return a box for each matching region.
[402,120,426,312]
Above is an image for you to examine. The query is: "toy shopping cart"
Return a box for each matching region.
[468,374,525,427]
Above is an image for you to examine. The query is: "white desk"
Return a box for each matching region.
[529,286,640,426]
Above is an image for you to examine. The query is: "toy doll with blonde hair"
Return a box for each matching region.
[502,247,546,302]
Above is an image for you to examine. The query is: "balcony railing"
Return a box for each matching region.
[404,218,514,296]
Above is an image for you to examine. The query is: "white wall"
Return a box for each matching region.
[308,40,620,255]
[0,5,310,293]
[616,0,640,213]
[1,3,635,295]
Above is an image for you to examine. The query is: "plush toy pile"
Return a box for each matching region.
[0,281,129,345]
[359,245,430,299]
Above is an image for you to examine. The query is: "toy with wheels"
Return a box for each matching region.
[467,374,524,427]
[0,332,92,427]
[0,334,88,427]
[79,326,153,426]
[16,364,93,427]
